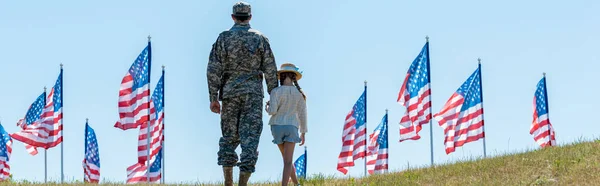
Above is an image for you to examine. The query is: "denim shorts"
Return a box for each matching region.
[270,125,301,144]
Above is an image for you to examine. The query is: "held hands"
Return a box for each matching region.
[299,133,305,146]
[265,101,270,112]
[210,101,221,114]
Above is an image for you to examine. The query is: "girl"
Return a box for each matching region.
[266,63,307,186]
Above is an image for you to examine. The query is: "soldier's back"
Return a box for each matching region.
[219,25,267,72]
[218,23,272,99]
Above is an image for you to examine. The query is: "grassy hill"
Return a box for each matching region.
[291,139,600,186]
[5,139,600,185]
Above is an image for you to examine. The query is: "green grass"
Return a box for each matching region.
[4,139,600,185]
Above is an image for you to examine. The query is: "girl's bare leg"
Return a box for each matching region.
[278,144,299,185]
[280,142,297,186]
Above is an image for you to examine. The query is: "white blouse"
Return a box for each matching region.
[266,86,308,133]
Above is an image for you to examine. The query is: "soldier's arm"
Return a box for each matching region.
[260,36,279,95]
[207,35,226,102]
[266,88,279,115]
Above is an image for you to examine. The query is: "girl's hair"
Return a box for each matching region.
[279,72,306,100]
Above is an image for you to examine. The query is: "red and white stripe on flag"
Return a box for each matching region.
[126,163,160,184]
[114,72,151,131]
[434,93,485,154]
[433,66,485,154]
[397,81,432,142]
[0,158,9,181]
[137,100,163,163]
[337,111,358,175]
[83,159,100,183]
[366,148,388,175]
[366,131,388,174]
[114,42,151,130]
[531,106,556,147]
[336,112,367,174]
[531,76,556,148]
[11,89,62,154]
[25,144,37,156]
[0,140,12,181]
[397,42,433,143]
[337,91,367,175]
[48,88,64,149]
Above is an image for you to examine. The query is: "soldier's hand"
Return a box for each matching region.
[265,101,270,112]
[210,101,221,114]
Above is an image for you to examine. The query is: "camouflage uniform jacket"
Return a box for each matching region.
[207,23,278,102]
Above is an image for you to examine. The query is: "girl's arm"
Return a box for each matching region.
[298,98,308,134]
[266,89,279,115]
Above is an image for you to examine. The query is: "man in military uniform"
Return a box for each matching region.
[206,1,278,186]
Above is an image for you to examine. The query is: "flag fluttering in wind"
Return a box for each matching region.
[15,93,45,131]
[114,41,152,130]
[47,71,64,149]
[366,112,388,174]
[137,75,164,164]
[0,123,13,181]
[531,74,556,147]
[127,148,162,183]
[83,121,100,183]
[11,71,64,155]
[434,65,485,154]
[397,42,432,142]
[337,89,367,174]
[294,147,307,179]
[11,92,49,155]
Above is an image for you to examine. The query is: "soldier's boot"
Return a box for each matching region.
[223,166,233,186]
[238,171,252,186]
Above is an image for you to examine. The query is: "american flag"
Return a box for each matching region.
[11,92,49,155]
[531,76,556,147]
[0,123,12,181]
[433,66,485,154]
[15,93,45,130]
[114,41,152,130]
[11,72,64,154]
[366,113,388,174]
[137,75,164,163]
[47,70,63,149]
[294,147,307,179]
[127,147,162,183]
[337,90,367,174]
[397,42,432,142]
[83,122,100,183]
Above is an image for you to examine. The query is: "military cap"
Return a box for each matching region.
[232,1,251,16]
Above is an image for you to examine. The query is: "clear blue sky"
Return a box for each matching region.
[0,0,599,183]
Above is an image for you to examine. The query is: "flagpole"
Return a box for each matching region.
[84,118,88,182]
[385,109,389,174]
[478,58,487,158]
[161,65,165,184]
[60,63,64,183]
[44,86,47,183]
[425,36,434,166]
[146,35,152,183]
[363,80,367,177]
[543,72,552,146]
[304,145,307,179]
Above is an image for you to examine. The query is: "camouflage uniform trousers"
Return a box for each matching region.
[218,93,263,173]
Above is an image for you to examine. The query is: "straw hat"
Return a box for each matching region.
[277,63,302,80]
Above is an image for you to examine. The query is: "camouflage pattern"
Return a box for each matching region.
[218,94,263,173]
[232,1,251,16]
[206,22,278,102]
[207,12,278,173]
